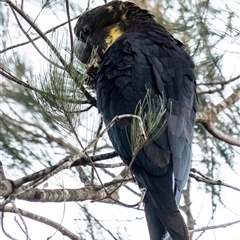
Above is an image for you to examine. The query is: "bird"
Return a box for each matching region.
[74,1,197,240]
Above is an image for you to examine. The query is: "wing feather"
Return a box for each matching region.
[96,25,197,240]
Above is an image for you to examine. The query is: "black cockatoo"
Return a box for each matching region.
[74,1,197,239]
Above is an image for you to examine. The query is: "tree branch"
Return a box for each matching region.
[0,68,36,91]
[5,0,96,106]
[196,86,240,123]
[10,7,64,70]
[201,122,240,146]
[65,0,74,63]
[0,151,118,199]
[1,206,83,240]
[189,220,240,233]
[11,200,30,240]
[197,74,240,86]
[190,168,240,192]
[196,86,240,146]
[0,17,79,54]
[0,162,6,180]
[0,178,132,203]
[210,86,240,116]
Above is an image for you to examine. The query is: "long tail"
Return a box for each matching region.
[135,165,189,240]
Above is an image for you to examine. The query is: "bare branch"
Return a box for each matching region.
[210,86,240,116]
[11,201,30,240]
[0,68,36,91]
[10,8,64,70]
[15,152,87,197]
[84,114,147,153]
[5,0,96,106]
[1,179,132,203]
[5,0,67,68]
[0,180,15,197]
[197,75,240,95]
[189,220,240,233]
[1,206,83,240]
[90,162,125,168]
[196,87,240,146]
[0,17,78,54]
[197,85,223,95]
[190,168,240,192]
[180,180,195,239]
[196,86,240,124]
[1,211,18,240]
[65,0,74,63]
[201,122,240,147]
[197,74,240,86]
[90,151,118,162]
[0,151,118,198]
[75,165,91,186]
[91,168,140,208]
[0,162,6,180]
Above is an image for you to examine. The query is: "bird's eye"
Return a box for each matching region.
[82,26,90,36]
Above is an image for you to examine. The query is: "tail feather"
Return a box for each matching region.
[144,194,167,240]
[134,165,189,240]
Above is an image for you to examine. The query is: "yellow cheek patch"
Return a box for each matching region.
[105,26,123,50]
[121,13,126,21]
[107,5,113,11]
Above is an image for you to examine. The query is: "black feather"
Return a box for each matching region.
[97,27,197,240]
[75,2,197,239]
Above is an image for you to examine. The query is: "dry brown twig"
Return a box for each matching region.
[196,86,240,147]
[190,168,240,192]
[1,206,83,240]
[4,0,96,106]
[189,220,240,233]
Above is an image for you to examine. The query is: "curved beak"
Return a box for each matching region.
[74,38,92,64]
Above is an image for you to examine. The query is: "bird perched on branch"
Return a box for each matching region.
[74,1,197,239]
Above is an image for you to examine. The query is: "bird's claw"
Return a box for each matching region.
[138,187,147,209]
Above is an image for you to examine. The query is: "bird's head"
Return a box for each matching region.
[74,1,154,65]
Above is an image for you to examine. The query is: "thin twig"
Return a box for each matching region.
[0,151,117,194]
[0,161,6,180]
[197,74,240,86]
[76,114,147,195]
[93,117,103,155]
[5,0,96,105]
[10,8,64,70]
[189,220,240,233]
[14,153,86,198]
[84,114,147,152]
[196,86,240,123]
[1,211,18,240]
[196,87,240,146]
[0,68,36,90]
[65,0,74,63]
[201,122,240,147]
[0,16,79,54]
[197,85,223,95]
[1,206,83,240]
[86,0,91,10]
[190,169,240,192]
[20,0,24,10]
[11,201,30,240]
[6,0,66,67]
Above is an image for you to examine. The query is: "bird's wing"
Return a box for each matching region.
[97,26,197,181]
[145,28,197,203]
[96,26,197,240]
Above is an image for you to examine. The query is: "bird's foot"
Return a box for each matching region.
[138,187,147,209]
